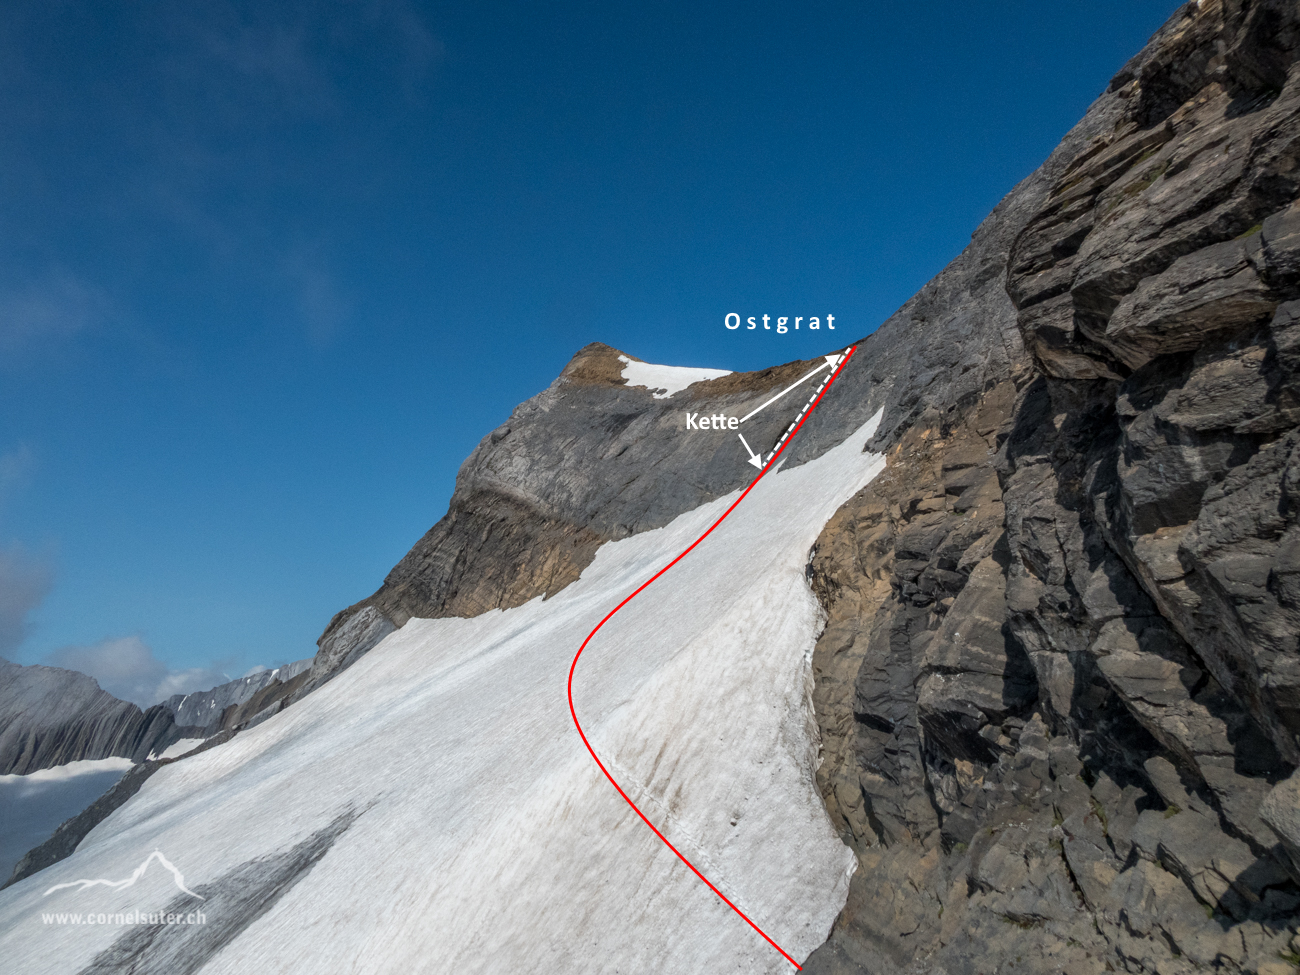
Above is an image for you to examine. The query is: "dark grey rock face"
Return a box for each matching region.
[1002,0,1300,758]
[804,3,1300,973]
[163,659,310,735]
[1263,768,1300,883]
[0,656,314,778]
[304,606,394,695]
[304,343,871,691]
[0,659,173,775]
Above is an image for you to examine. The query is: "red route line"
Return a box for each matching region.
[567,344,858,971]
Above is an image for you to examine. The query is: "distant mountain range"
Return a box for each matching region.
[0,657,311,777]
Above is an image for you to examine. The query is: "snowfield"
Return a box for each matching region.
[618,355,732,397]
[0,410,885,975]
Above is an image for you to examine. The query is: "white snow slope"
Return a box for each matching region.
[0,410,885,975]
[619,354,732,397]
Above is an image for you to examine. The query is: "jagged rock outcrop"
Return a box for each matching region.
[162,658,313,741]
[0,659,312,888]
[0,659,173,774]
[804,3,1300,973]
[0,657,313,776]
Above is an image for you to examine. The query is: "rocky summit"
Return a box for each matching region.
[3,2,1300,973]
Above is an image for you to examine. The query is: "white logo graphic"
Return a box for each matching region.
[43,850,205,900]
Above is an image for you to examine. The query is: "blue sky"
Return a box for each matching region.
[0,0,1180,703]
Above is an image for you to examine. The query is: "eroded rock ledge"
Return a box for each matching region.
[301,342,858,696]
[805,3,1300,973]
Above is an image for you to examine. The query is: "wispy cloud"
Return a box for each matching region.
[0,444,35,503]
[360,0,445,92]
[0,270,110,354]
[45,635,241,708]
[157,0,442,127]
[0,545,52,658]
[135,1,437,346]
[284,243,351,345]
[0,445,48,658]
[165,6,335,123]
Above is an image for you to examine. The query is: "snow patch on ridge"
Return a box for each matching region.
[0,757,133,787]
[147,738,206,761]
[0,409,885,975]
[618,355,731,398]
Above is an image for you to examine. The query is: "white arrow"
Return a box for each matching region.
[738,353,843,424]
[737,433,764,469]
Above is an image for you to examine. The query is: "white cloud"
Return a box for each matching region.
[44,636,241,708]
[0,444,35,501]
[284,244,350,345]
[0,545,52,658]
[0,270,110,353]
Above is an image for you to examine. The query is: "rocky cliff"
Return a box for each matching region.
[0,660,172,775]
[301,344,860,693]
[0,658,312,777]
[804,3,1300,973]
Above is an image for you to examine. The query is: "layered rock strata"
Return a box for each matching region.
[302,344,864,692]
[2,731,236,890]
[0,658,312,776]
[805,3,1300,972]
[0,660,172,775]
